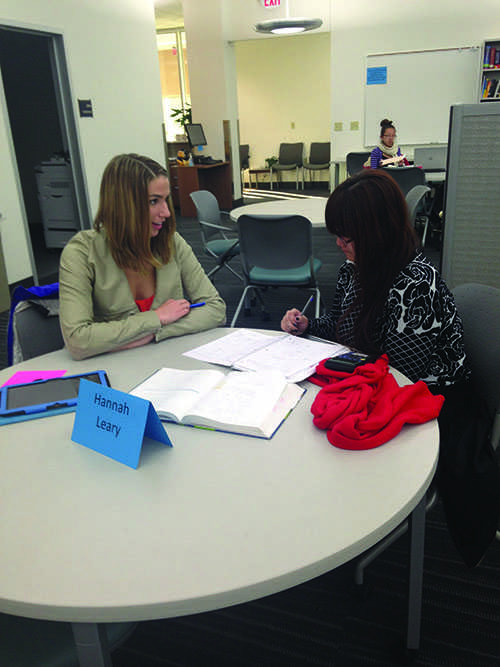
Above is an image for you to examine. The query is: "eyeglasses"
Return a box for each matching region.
[337,236,353,247]
[382,133,396,138]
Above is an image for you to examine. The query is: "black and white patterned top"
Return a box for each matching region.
[307,253,470,386]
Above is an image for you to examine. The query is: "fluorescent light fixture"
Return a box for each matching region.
[254,17,323,35]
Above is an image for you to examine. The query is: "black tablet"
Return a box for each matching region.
[0,371,110,418]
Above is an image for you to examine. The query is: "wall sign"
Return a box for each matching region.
[260,0,281,7]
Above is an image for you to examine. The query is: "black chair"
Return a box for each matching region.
[189,190,242,282]
[355,283,500,584]
[382,166,426,196]
[231,214,321,327]
[239,144,250,185]
[346,151,370,176]
[302,142,331,187]
[270,143,304,191]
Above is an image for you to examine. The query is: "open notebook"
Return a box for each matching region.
[184,330,348,383]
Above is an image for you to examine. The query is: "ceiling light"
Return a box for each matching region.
[254,17,323,35]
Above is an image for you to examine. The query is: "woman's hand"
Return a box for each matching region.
[281,308,309,336]
[155,298,191,325]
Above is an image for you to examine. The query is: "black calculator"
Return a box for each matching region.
[324,351,377,372]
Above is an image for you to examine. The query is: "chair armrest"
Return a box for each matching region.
[200,219,234,233]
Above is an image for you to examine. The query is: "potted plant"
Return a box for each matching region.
[170,105,192,139]
[265,156,278,169]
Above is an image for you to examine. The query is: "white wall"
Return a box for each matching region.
[183,0,500,181]
[0,0,164,283]
[331,0,500,161]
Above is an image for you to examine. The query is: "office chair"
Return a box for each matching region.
[239,144,250,186]
[189,190,242,282]
[346,151,370,176]
[0,613,136,667]
[452,283,500,453]
[270,143,304,191]
[383,166,427,196]
[7,283,64,365]
[231,214,322,327]
[453,283,500,541]
[302,142,331,188]
[405,185,431,246]
[355,282,500,583]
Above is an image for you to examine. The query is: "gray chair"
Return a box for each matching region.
[346,151,370,176]
[0,614,136,667]
[302,142,331,188]
[270,143,304,191]
[383,166,427,196]
[8,288,64,365]
[189,190,242,282]
[231,214,322,327]
[406,184,431,246]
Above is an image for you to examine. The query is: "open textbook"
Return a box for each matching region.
[184,330,348,382]
[130,367,304,439]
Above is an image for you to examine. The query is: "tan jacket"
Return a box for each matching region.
[59,229,226,360]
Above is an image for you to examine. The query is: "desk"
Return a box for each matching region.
[0,328,438,666]
[247,168,270,189]
[169,162,232,217]
[230,197,327,227]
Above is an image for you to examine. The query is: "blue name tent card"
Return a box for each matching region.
[71,379,172,469]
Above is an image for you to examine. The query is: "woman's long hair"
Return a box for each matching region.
[325,169,419,353]
[94,153,176,273]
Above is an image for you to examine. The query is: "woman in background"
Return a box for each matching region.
[281,169,499,567]
[369,118,409,169]
[59,153,225,360]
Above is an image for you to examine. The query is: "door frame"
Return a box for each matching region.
[0,19,91,285]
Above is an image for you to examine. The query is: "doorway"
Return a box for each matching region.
[0,25,90,285]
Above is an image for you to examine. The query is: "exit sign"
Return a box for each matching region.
[260,0,281,7]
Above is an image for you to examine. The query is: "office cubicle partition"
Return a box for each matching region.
[441,103,500,289]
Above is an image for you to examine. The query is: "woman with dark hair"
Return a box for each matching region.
[369,118,409,169]
[60,153,225,360]
[281,169,466,386]
[281,169,499,567]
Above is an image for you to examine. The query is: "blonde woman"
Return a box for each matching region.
[59,153,225,360]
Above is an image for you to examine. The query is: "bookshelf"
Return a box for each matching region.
[480,39,500,102]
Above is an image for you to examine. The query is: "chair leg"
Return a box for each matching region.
[270,168,273,191]
[421,217,429,247]
[231,286,252,327]
[313,288,321,317]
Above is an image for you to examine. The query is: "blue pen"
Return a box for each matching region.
[190,302,206,308]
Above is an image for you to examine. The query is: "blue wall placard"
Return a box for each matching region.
[366,66,387,85]
[71,379,172,469]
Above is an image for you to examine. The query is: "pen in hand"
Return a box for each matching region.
[290,295,314,334]
[299,295,314,317]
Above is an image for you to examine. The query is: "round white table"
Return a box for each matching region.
[230,197,327,227]
[0,328,438,665]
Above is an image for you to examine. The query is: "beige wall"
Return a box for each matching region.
[235,32,331,179]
